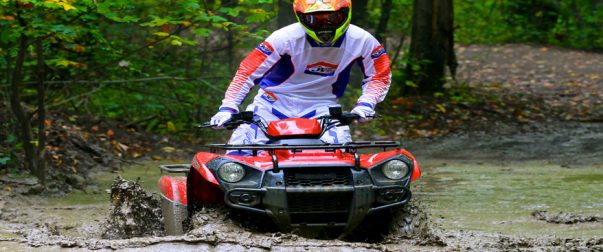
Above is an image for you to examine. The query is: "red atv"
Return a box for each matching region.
[158,107,421,236]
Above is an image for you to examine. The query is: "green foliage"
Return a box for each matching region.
[1,133,21,166]
[455,0,603,50]
[1,0,276,139]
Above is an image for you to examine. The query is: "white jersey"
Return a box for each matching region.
[219,23,391,119]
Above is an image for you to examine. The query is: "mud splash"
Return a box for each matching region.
[102,176,164,239]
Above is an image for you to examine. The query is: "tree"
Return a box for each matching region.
[406,0,457,94]
[351,0,369,26]
[277,0,296,28]
[375,0,393,48]
[0,0,276,187]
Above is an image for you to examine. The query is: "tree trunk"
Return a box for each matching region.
[10,33,37,176]
[277,0,295,28]
[351,0,369,26]
[222,0,238,73]
[35,39,46,186]
[406,0,457,95]
[375,0,393,48]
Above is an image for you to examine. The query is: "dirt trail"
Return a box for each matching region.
[457,44,603,121]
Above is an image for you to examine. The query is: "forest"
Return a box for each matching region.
[1,0,602,250]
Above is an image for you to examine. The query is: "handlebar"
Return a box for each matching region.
[197,111,255,130]
[199,107,375,130]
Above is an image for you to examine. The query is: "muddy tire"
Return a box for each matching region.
[387,200,428,239]
[345,200,429,243]
[184,168,202,232]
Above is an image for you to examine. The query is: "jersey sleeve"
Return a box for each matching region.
[356,37,392,109]
[219,35,284,111]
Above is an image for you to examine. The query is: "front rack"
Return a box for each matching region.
[204,141,400,173]
[205,141,400,154]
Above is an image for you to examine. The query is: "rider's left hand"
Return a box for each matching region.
[351,104,375,123]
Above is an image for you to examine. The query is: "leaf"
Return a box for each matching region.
[5,134,17,144]
[44,0,76,11]
[0,157,10,165]
[117,142,129,153]
[405,81,418,88]
[153,31,170,37]
[162,146,176,153]
[181,1,200,10]
[436,104,447,113]
[0,15,15,21]
[219,6,244,17]
[170,39,182,46]
[166,121,176,132]
[47,59,83,68]
[193,28,211,37]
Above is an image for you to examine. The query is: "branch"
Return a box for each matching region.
[70,23,195,82]
[47,83,105,109]
[390,33,407,69]
[25,76,227,92]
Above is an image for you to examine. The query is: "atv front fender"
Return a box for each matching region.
[192,152,221,185]
[158,176,188,235]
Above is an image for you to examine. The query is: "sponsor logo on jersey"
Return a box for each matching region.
[304,61,338,76]
[371,46,386,59]
[261,91,278,104]
[256,41,273,56]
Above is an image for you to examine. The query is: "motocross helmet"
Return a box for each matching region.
[293,0,352,45]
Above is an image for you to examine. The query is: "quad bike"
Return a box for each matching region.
[158,107,421,236]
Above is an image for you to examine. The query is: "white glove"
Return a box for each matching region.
[351,105,375,123]
[210,111,233,128]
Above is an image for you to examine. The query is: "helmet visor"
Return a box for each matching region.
[298,8,348,31]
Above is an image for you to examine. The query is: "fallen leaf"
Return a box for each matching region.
[106,129,114,138]
[162,146,176,153]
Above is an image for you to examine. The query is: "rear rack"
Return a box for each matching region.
[205,141,400,154]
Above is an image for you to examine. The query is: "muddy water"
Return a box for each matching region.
[1,158,602,250]
[417,160,603,238]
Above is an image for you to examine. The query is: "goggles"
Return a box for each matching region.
[298,8,348,31]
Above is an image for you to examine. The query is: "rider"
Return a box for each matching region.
[210,0,391,151]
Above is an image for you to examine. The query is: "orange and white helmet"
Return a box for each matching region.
[293,0,352,45]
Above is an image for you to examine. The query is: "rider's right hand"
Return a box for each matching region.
[210,111,234,128]
[351,104,375,123]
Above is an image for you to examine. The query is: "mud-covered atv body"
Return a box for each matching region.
[158,108,421,236]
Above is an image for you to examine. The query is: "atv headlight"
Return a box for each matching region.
[218,162,245,183]
[382,160,409,180]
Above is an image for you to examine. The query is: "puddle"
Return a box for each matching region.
[416,160,603,238]
[1,158,602,250]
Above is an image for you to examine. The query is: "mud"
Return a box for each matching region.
[532,210,603,224]
[102,176,164,239]
[1,120,602,251]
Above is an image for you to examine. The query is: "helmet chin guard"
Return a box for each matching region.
[293,0,352,45]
